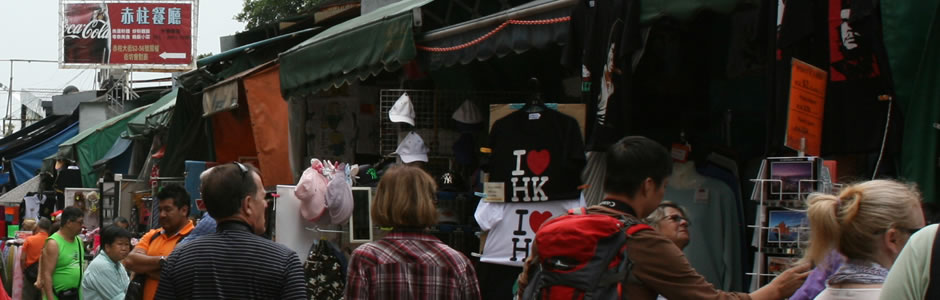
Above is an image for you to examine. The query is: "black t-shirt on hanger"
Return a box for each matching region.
[487,108,586,202]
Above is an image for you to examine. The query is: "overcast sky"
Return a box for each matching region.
[0,1,246,98]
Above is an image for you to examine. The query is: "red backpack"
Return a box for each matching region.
[521,207,652,300]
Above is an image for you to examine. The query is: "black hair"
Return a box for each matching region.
[200,163,260,219]
[36,217,52,231]
[100,225,133,246]
[156,184,191,216]
[604,136,673,197]
[61,206,84,224]
[112,216,129,225]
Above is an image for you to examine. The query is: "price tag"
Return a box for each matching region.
[694,188,709,204]
[484,182,505,203]
[671,144,691,162]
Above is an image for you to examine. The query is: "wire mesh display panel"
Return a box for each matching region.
[378,89,528,159]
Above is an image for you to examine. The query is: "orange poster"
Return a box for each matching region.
[785,59,827,156]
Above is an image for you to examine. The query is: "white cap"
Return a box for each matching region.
[452,100,483,124]
[389,93,415,126]
[394,131,429,163]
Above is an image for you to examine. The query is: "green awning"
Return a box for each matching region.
[57,105,151,187]
[279,0,433,98]
[198,27,320,67]
[124,88,178,139]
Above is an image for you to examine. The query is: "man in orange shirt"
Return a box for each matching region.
[21,217,51,300]
[124,185,194,300]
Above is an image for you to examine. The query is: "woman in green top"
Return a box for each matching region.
[40,207,85,300]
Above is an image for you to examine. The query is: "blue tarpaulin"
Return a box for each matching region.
[92,138,133,175]
[11,122,79,185]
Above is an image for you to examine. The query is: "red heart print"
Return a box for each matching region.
[529,211,553,232]
[526,150,551,175]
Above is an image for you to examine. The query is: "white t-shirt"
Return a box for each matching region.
[814,287,881,300]
[475,198,582,267]
[23,194,44,220]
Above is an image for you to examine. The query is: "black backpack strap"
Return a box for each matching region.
[925,227,940,300]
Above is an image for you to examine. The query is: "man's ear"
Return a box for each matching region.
[242,195,255,215]
[640,178,655,197]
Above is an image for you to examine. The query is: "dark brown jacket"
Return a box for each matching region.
[520,205,750,300]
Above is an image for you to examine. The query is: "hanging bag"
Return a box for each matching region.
[304,240,345,300]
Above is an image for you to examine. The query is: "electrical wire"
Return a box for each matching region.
[872,98,893,179]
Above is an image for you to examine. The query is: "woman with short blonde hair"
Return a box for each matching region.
[802,179,924,300]
[645,201,691,249]
[345,165,481,299]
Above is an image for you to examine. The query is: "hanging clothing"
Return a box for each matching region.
[664,163,743,292]
[474,198,582,267]
[487,109,586,202]
[11,246,21,300]
[563,0,643,151]
[303,240,344,300]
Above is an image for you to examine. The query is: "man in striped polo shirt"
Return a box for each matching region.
[154,162,306,299]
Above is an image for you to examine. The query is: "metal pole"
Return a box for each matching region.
[7,61,13,136]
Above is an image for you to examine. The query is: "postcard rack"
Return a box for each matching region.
[744,156,840,289]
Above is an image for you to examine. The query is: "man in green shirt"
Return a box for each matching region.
[40,207,85,300]
[880,224,939,300]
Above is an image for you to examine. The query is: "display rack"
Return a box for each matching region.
[745,157,840,287]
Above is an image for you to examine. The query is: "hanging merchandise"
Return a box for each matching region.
[303,240,345,300]
[393,132,430,164]
[388,93,416,126]
[296,159,331,222]
[452,100,484,132]
[321,168,354,225]
[487,108,586,202]
[664,161,744,292]
[563,0,642,152]
[828,0,883,82]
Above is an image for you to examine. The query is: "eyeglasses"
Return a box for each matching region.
[663,214,690,226]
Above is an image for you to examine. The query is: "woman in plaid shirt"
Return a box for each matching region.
[345,165,481,300]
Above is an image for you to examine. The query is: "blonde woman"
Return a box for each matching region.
[802,179,925,300]
[345,165,481,300]
[645,202,691,249]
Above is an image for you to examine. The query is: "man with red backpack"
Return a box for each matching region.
[520,136,810,300]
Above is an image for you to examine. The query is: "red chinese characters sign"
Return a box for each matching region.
[60,0,196,71]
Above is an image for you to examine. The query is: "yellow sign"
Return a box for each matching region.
[785,59,827,156]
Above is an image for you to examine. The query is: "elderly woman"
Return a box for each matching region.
[646,202,692,300]
[645,201,691,249]
[345,165,481,300]
[802,179,924,300]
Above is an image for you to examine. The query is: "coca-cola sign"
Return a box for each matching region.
[63,20,111,39]
[60,1,195,71]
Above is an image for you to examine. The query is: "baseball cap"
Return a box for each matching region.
[295,159,329,222]
[394,131,429,163]
[319,170,354,225]
[389,93,416,126]
[453,100,483,132]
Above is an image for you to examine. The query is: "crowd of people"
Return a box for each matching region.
[7,135,939,299]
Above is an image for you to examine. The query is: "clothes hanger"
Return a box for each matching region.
[305,226,344,233]
[522,77,545,113]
